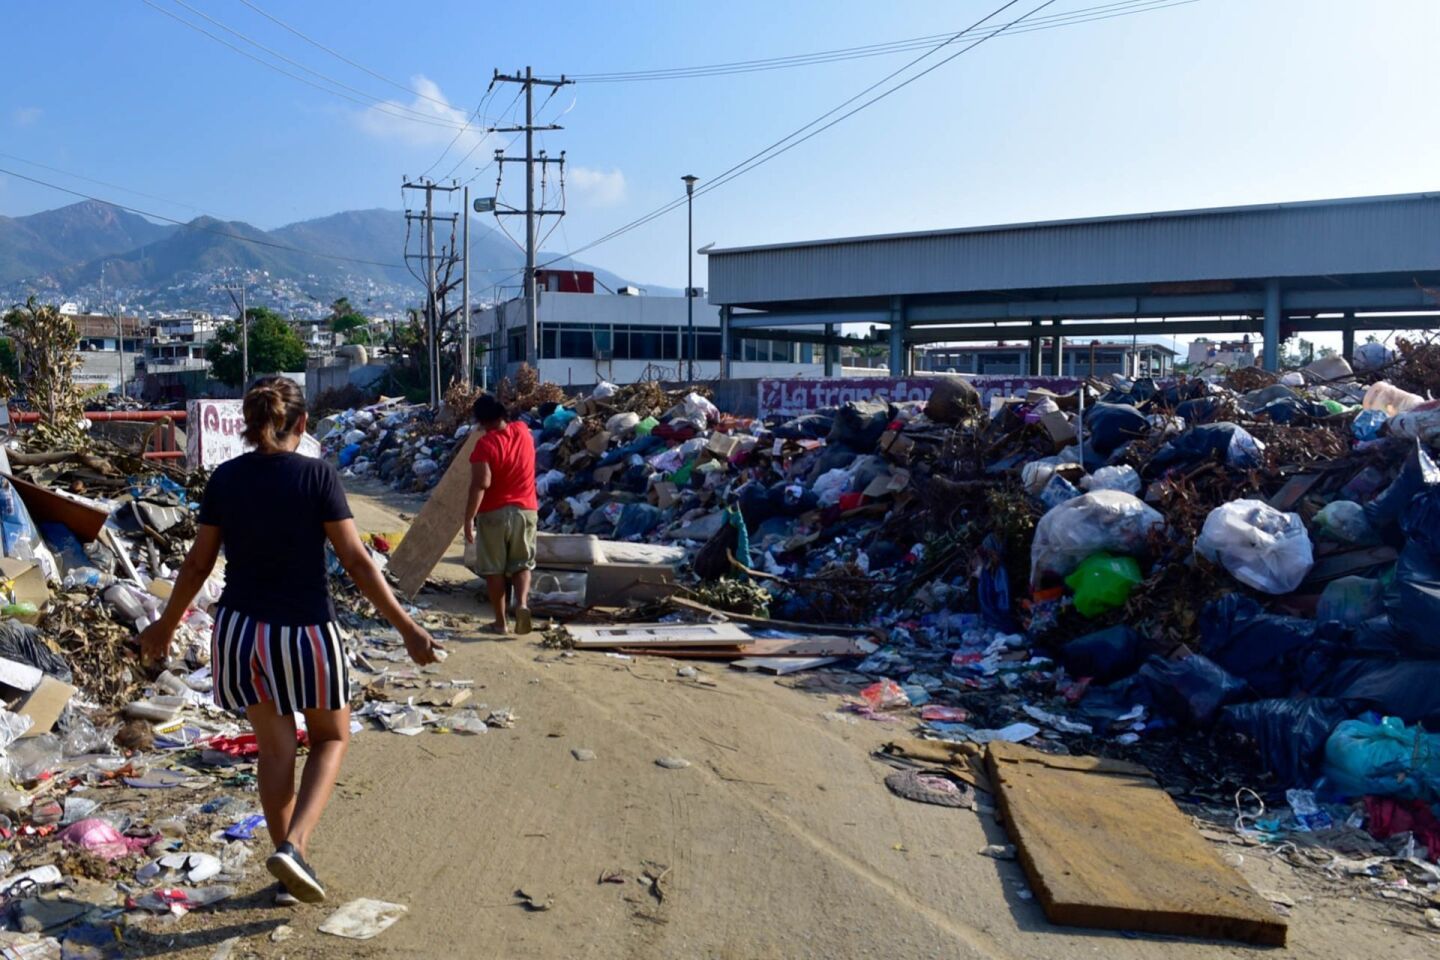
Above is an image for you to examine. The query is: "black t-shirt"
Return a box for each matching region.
[197,451,353,625]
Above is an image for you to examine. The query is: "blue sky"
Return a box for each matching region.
[2,0,1438,296]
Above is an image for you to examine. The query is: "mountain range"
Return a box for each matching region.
[0,200,662,304]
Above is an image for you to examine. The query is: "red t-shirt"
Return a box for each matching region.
[469,420,538,512]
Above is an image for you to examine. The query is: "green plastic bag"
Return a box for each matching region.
[635,416,659,437]
[669,458,696,487]
[1064,552,1142,617]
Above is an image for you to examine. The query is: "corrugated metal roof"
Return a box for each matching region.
[706,192,1440,306]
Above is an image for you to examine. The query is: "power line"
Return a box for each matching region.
[549,0,1041,263]
[569,0,1189,81]
[422,82,499,180]
[234,0,463,110]
[139,0,473,132]
[0,152,207,216]
[543,0,1186,267]
[161,0,471,129]
[0,165,409,270]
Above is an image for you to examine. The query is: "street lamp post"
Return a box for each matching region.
[682,175,698,382]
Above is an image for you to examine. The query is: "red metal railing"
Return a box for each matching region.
[9,410,187,460]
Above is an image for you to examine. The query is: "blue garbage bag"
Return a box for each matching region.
[1323,716,1440,800]
[613,503,663,540]
[1060,625,1140,683]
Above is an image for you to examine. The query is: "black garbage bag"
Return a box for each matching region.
[738,482,814,533]
[694,520,738,581]
[1219,698,1350,785]
[771,413,834,441]
[1383,542,1440,655]
[1147,422,1264,475]
[827,401,892,452]
[1175,396,1223,424]
[1198,594,1347,697]
[1136,653,1251,725]
[1084,402,1149,456]
[1060,625,1140,683]
[1318,658,1440,727]
[1402,487,1440,559]
[1365,441,1435,537]
[0,620,72,684]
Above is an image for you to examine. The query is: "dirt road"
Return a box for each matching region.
[150,484,1434,959]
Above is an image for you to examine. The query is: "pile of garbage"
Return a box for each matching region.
[317,398,473,493]
[0,438,490,951]
[469,350,1440,872]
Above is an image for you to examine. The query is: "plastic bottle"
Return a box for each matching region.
[62,567,113,590]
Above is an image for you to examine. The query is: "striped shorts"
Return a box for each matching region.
[210,606,350,716]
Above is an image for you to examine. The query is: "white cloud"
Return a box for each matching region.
[11,107,42,127]
[356,76,492,161]
[567,166,627,207]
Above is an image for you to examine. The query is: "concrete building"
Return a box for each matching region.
[1187,337,1256,369]
[705,192,1440,373]
[472,279,824,387]
[73,313,146,392]
[917,341,1175,377]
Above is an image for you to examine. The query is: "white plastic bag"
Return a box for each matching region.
[591,381,618,399]
[1363,381,1424,417]
[1196,499,1313,594]
[813,468,853,507]
[683,392,720,424]
[1029,490,1165,584]
[1081,465,1142,496]
[605,412,642,436]
[1353,341,1392,372]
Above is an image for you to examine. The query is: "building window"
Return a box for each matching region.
[507,329,525,363]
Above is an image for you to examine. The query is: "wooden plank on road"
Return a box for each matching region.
[986,741,1287,946]
[387,432,482,598]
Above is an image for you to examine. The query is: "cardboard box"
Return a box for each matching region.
[706,433,741,459]
[653,481,680,509]
[1039,411,1077,448]
[0,558,50,618]
[585,431,612,456]
[584,562,678,606]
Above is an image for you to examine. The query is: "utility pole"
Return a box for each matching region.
[101,260,126,397]
[220,278,248,387]
[492,67,572,368]
[682,175,698,381]
[462,185,471,387]
[402,178,462,407]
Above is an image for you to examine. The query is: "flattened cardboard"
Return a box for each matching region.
[14,676,77,737]
[585,431,613,456]
[0,472,108,542]
[582,563,678,607]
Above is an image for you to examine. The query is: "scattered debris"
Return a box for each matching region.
[318,898,409,939]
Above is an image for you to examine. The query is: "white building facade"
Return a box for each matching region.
[472,291,824,387]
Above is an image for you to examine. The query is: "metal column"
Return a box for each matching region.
[1342,310,1356,361]
[719,305,732,379]
[887,296,906,375]
[1048,320,1063,376]
[1263,279,1282,371]
[823,324,835,376]
[1027,338,1042,376]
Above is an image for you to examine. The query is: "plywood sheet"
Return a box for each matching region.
[986,741,1286,946]
[568,623,750,648]
[387,432,482,598]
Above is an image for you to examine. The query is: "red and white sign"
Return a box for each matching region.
[187,400,247,469]
[186,399,320,468]
[756,376,1082,418]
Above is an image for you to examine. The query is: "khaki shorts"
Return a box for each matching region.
[471,506,537,576]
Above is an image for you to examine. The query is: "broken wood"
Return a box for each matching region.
[387,432,482,598]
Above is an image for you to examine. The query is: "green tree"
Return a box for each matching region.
[329,297,371,345]
[0,337,18,383]
[208,307,308,387]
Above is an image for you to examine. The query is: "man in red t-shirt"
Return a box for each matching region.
[463,394,539,634]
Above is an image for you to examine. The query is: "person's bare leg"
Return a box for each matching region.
[486,575,508,632]
[245,704,298,848]
[284,706,350,858]
[513,569,532,612]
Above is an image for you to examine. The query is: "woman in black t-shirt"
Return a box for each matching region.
[140,376,439,906]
